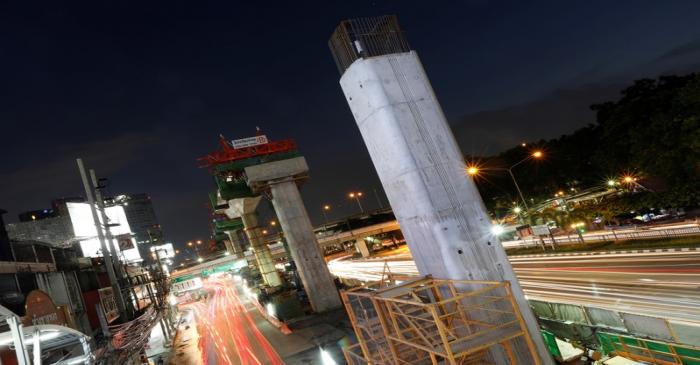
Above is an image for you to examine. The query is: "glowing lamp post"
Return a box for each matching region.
[466,150,543,211]
[348,192,364,213]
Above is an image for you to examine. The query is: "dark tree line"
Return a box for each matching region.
[472,73,700,218]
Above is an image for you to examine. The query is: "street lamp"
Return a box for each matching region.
[321,204,331,225]
[348,192,364,213]
[508,151,543,210]
[466,150,543,210]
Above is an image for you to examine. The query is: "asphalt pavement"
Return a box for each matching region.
[173,277,347,365]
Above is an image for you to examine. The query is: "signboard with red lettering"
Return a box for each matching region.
[23,290,66,326]
[232,135,268,149]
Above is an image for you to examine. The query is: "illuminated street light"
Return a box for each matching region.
[513,207,522,214]
[197,257,203,263]
[262,229,268,235]
[270,220,276,226]
[490,224,505,236]
[623,176,634,183]
[508,150,543,210]
[196,240,203,245]
[464,151,543,211]
[607,180,617,187]
[321,204,331,225]
[348,192,365,213]
[175,249,180,254]
[187,241,193,247]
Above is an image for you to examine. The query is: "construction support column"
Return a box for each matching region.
[226,197,282,287]
[269,179,341,312]
[225,230,245,258]
[355,239,371,258]
[241,214,281,287]
[245,157,341,313]
[331,16,553,364]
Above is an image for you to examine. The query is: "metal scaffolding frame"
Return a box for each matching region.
[341,276,541,365]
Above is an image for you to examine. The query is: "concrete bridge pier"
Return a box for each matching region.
[355,238,371,257]
[224,230,245,258]
[332,16,553,364]
[246,157,341,313]
[225,196,282,287]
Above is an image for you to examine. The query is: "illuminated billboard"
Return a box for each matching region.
[66,202,142,262]
[150,243,175,258]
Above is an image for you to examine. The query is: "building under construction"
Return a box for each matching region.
[199,131,341,314]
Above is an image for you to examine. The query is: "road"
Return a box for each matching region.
[502,222,700,247]
[181,278,284,365]
[328,248,700,324]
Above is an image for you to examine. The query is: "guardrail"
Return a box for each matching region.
[502,225,700,248]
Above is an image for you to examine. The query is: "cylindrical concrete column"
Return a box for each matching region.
[338,49,553,364]
[269,179,341,312]
[240,213,282,287]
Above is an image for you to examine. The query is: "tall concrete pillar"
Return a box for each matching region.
[224,230,244,258]
[355,239,371,258]
[225,197,282,287]
[330,16,552,364]
[245,158,341,312]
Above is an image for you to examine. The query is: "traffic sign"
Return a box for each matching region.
[172,274,195,283]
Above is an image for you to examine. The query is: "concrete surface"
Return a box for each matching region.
[245,157,342,313]
[338,50,553,364]
[269,180,342,312]
[226,196,282,287]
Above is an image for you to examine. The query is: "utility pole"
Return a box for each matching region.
[373,188,384,209]
[77,158,127,319]
[89,170,128,280]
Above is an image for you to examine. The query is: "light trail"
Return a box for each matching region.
[181,278,284,365]
[328,250,700,324]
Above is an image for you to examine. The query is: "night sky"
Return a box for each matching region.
[2,1,700,249]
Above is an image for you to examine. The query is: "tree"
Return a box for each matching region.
[473,73,700,215]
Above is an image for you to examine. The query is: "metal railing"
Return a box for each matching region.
[503,225,700,248]
[329,15,411,74]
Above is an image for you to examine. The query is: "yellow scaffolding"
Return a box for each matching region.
[341,276,541,365]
